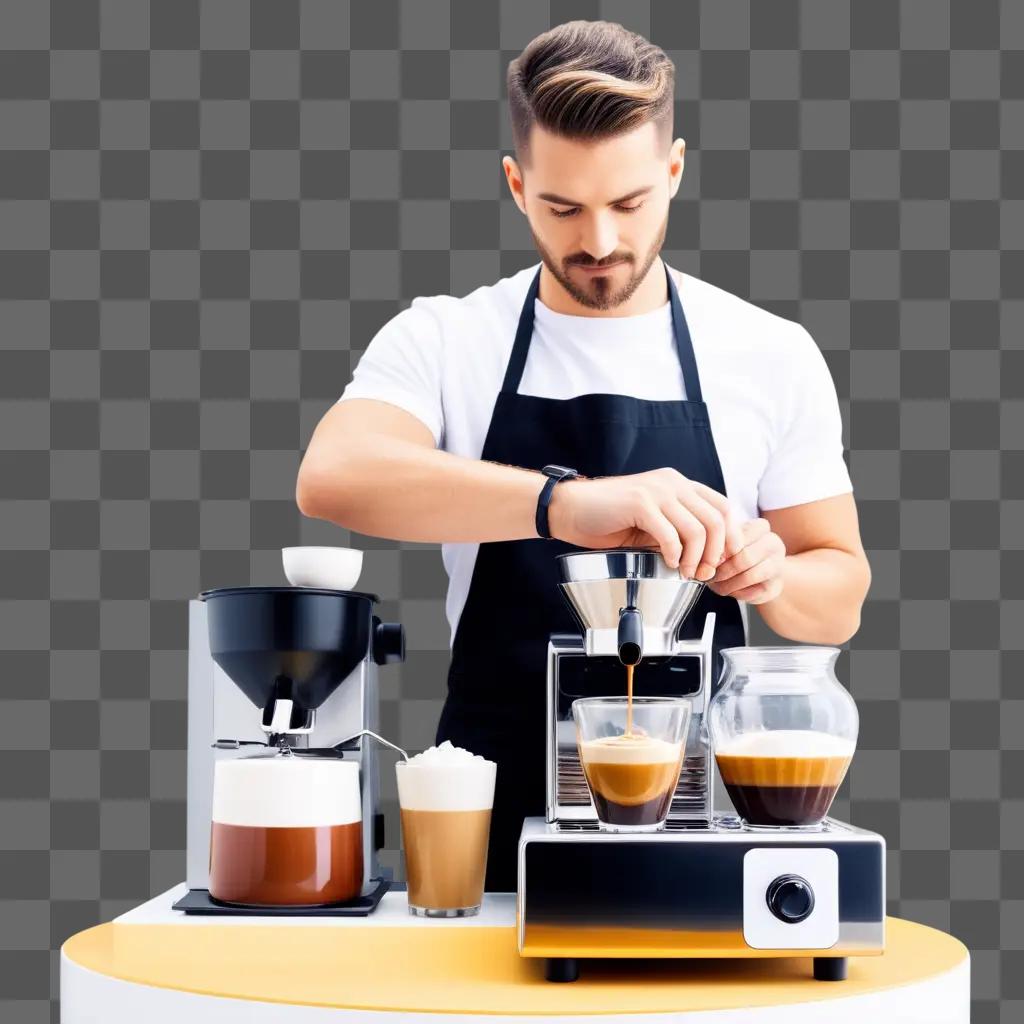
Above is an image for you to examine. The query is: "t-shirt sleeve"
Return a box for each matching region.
[757,328,852,511]
[337,300,445,446]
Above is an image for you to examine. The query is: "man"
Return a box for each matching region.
[297,21,871,892]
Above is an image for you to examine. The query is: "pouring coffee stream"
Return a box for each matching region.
[618,577,644,737]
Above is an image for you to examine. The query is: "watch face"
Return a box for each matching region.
[544,464,576,478]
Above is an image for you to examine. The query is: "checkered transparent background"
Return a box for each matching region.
[1,1,1022,1020]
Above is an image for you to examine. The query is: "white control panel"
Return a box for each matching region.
[743,847,839,949]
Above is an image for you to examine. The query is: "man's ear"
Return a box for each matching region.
[668,138,686,199]
[503,155,527,215]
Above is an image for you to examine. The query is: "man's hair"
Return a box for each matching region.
[507,20,675,162]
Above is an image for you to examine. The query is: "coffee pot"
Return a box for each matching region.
[179,548,406,916]
[708,646,858,829]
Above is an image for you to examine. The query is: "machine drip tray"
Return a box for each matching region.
[172,874,391,917]
[552,816,854,835]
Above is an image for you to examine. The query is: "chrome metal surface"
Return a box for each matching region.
[516,816,887,955]
[546,613,718,826]
[557,548,697,583]
[186,598,383,895]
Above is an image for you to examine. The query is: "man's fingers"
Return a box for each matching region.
[728,579,783,605]
[636,500,683,569]
[670,493,724,579]
[659,501,707,579]
[711,557,777,597]
[741,517,772,542]
[691,482,744,556]
[713,520,773,581]
[712,536,763,582]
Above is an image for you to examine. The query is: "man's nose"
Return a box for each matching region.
[578,214,619,262]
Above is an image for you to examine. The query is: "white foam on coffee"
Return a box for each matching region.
[715,730,855,759]
[212,757,361,828]
[579,735,683,765]
[395,741,496,811]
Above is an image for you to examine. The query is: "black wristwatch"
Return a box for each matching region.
[536,464,579,539]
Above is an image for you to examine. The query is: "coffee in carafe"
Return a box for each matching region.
[209,755,363,906]
[715,730,854,827]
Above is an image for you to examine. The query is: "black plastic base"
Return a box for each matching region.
[172,874,390,917]
[545,958,580,982]
[813,956,847,981]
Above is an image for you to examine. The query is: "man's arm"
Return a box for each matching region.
[709,494,871,645]
[296,398,743,580]
[296,399,544,544]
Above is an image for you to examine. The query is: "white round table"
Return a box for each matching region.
[61,886,970,1022]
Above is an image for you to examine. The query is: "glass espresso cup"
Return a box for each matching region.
[573,697,691,832]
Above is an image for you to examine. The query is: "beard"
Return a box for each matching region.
[530,213,669,311]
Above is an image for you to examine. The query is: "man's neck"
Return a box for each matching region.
[538,259,669,318]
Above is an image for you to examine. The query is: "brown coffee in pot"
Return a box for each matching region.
[209,821,362,906]
[715,731,854,827]
[208,756,364,906]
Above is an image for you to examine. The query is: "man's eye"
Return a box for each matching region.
[551,207,579,218]
[616,203,644,214]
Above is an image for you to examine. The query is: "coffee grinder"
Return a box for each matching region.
[177,579,405,915]
[517,549,885,981]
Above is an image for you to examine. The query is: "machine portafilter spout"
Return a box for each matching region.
[617,577,643,666]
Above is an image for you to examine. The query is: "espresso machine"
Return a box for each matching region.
[177,578,405,915]
[517,550,885,982]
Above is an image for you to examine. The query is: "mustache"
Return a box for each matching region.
[564,254,634,268]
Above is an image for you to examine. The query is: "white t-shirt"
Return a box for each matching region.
[338,263,852,644]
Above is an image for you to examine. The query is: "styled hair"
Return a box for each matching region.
[507,20,675,161]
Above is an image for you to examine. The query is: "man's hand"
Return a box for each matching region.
[708,518,787,605]
[548,468,743,581]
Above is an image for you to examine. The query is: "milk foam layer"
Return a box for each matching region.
[212,756,361,828]
[579,735,683,765]
[395,741,496,811]
[715,730,855,759]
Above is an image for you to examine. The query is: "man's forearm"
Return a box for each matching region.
[298,435,545,544]
[756,548,871,645]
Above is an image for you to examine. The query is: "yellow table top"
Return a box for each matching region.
[62,916,967,1016]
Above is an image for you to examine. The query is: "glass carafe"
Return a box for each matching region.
[708,647,857,829]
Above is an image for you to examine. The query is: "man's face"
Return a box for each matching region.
[504,122,685,311]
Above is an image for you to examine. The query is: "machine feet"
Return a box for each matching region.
[545,958,580,983]
[813,956,847,981]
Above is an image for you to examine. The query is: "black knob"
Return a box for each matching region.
[766,874,815,923]
[372,620,405,665]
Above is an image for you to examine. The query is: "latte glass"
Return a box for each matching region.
[573,696,690,832]
[395,756,496,916]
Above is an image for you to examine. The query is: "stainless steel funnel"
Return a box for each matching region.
[556,549,705,659]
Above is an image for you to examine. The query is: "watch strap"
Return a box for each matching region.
[536,465,578,539]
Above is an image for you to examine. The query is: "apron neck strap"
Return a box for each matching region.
[501,262,704,403]
[667,264,703,404]
[501,267,542,394]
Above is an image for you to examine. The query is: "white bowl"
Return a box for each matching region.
[282,547,363,591]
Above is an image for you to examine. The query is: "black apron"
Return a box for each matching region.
[436,262,745,892]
